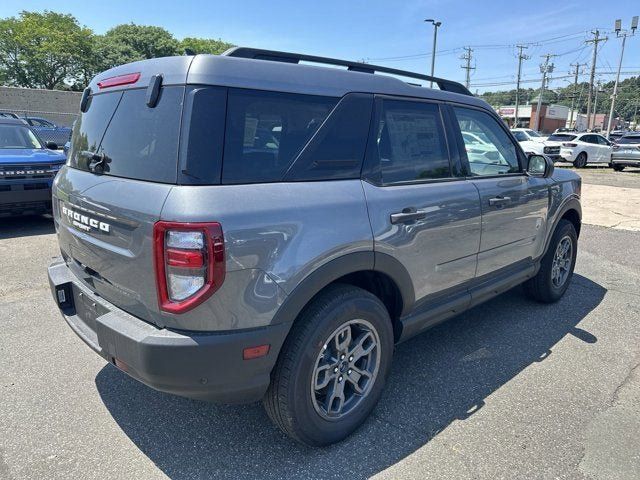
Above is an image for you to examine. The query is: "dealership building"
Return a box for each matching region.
[496,103,569,133]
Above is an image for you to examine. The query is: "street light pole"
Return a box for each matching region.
[606,17,637,138]
[425,19,442,87]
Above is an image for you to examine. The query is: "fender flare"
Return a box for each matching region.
[270,251,415,326]
[542,196,582,256]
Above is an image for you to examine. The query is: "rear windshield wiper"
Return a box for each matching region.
[79,151,111,174]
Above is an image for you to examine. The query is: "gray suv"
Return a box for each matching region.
[48,48,581,446]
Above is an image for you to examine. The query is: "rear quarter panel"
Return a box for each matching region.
[160,180,373,330]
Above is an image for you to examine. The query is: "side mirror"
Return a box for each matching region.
[46,141,58,150]
[527,154,554,178]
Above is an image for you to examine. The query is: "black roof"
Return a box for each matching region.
[88,47,490,112]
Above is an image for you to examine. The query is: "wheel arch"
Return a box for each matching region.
[270,251,415,340]
[542,197,582,257]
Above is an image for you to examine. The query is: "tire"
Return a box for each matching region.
[573,152,587,168]
[263,284,394,446]
[524,219,577,303]
[613,164,625,172]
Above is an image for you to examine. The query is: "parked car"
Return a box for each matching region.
[23,117,72,148]
[511,127,548,142]
[545,132,613,167]
[610,133,640,171]
[0,117,65,216]
[512,130,561,162]
[48,48,581,446]
[608,130,627,143]
[553,127,577,134]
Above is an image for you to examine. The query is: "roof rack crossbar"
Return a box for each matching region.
[222,47,472,96]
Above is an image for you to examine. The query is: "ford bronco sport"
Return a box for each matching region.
[48,47,581,446]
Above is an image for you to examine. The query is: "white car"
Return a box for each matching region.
[511,128,547,142]
[545,132,613,168]
[512,130,561,162]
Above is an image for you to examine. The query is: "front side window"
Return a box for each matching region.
[222,89,337,184]
[0,125,42,149]
[372,99,451,184]
[454,107,520,176]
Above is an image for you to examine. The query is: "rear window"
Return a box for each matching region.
[547,134,577,142]
[222,89,337,184]
[69,86,184,183]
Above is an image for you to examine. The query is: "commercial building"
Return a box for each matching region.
[496,103,569,133]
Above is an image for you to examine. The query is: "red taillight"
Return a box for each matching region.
[562,142,578,147]
[166,248,204,268]
[97,72,141,89]
[153,221,225,314]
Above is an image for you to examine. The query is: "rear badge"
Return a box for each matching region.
[61,205,110,233]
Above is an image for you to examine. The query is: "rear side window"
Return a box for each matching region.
[369,99,451,185]
[222,89,337,184]
[69,86,184,184]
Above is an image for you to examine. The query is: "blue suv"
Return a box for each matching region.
[0,117,66,216]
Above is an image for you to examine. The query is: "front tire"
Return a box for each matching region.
[264,284,394,446]
[524,219,577,303]
[613,164,625,172]
[573,152,587,168]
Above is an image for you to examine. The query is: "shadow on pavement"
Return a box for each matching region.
[96,274,605,480]
[0,215,55,239]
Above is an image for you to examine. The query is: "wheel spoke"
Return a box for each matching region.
[314,362,337,390]
[325,377,345,415]
[348,331,376,362]
[346,366,371,394]
[333,325,352,352]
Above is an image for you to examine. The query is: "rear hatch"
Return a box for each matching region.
[53,61,189,327]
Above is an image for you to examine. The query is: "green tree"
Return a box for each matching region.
[0,10,94,89]
[96,23,180,70]
[180,37,234,55]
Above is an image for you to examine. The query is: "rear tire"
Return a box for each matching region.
[613,164,625,172]
[573,152,587,168]
[264,284,394,446]
[524,219,577,303]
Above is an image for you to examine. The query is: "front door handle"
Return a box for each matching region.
[488,196,511,207]
[390,207,427,224]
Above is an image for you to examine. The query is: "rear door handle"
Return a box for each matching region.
[488,196,511,207]
[390,207,427,224]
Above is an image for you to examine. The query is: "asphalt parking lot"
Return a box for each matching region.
[1,168,639,480]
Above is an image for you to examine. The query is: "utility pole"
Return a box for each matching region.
[534,54,555,132]
[514,45,530,128]
[593,80,602,122]
[585,30,607,131]
[568,63,585,129]
[606,17,638,137]
[460,47,475,89]
[425,19,442,87]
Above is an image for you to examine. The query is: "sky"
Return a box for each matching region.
[2,0,639,94]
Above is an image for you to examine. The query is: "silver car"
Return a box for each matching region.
[47,47,582,446]
[611,133,640,171]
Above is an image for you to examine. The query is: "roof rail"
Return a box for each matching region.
[222,47,472,96]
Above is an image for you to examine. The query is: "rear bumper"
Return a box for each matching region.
[611,156,640,167]
[48,260,291,403]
